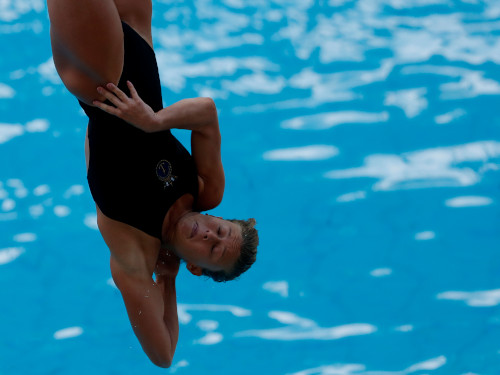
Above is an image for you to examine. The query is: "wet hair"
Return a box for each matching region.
[202,218,258,282]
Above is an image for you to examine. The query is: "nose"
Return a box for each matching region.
[203,229,215,241]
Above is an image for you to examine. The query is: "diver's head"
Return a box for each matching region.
[168,212,258,282]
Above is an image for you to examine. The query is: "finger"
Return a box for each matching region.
[92,100,121,116]
[106,82,130,102]
[127,81,140,100]
[97,86,123,107]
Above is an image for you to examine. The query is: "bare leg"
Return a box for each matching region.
[47,0,124,105]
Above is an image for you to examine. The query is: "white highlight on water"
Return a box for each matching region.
[25,119,49,132]
[13,233,37,243]
[0,123,23,144]
[282,111,389,130]
[438,289,500,307]
[288,356,446,375]
[177,304,251,325]
[384,88,428,118]
[233,60,395,114]
[222,72,286,96]
[37,58,61,85]
[195,332,223,345]
[479,163,499,174]
[14,188,28,199]
[158,11,262,55]
[54,205,71,217]
[42,86,55,96]
[0,119,50,144]
[33,184,50,196]
[325,141,500,191]
[0,247,24,265]
[263,281,289,298]
[288,363,366,375]
[402,65,500,99]
[7,179,23,188]
[84,214,98,230]
[0,0,45,22]
[169,360,189,374]
[236,310,376,341]
[64,185,85,199]
[156,53,277,93]
[107,278,117,289]
[53,327,83,340]
[263,145,339,161]
[434,109,466,124]
[0,83,15,98]
[2,198,15,211]
[9,70,25,80]
[0,183,6,199]
[406,356,447,373]
[370,268,392,277]
[270,311,316,327]
[336,191,367,203]
[148,0,500,116]
[445,196,493,208]
[197,320,219,331]
[29,204,44,218]
[395,324,414,332]
[440,71,500,99]
[415,231,436,240]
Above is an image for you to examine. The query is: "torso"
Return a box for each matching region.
[77,3,193,273]
[51,0,204,276]
[86,131,196,275]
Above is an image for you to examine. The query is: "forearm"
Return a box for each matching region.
[155,274,179,355]
[154,97,218,133]
[114,270,179,368]
[92,83,219,134]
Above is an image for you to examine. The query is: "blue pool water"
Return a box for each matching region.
[1,1,500,374]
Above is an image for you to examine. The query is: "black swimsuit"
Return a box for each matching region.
[79,22,198,240]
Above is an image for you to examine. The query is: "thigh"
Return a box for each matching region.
[48,0,124,105]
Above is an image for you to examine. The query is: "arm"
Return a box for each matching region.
[110,255,179,368]
[94,82,225,210]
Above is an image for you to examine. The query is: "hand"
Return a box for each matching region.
[154,249,180,279]
[93,81,159,132]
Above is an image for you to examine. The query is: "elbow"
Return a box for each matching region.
[153,360,172,369]
[150,354,173,369]
[147,346,174,369]
[201,97,218,124]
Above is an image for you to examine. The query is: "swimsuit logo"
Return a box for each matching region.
[156,160,177,188]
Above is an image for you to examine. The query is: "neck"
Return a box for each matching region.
[161,193,195,247]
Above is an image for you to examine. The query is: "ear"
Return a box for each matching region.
[186,263,203,276]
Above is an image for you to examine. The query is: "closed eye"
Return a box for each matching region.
[217,226,221,235]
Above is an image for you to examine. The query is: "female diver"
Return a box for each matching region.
[47,0,258,368]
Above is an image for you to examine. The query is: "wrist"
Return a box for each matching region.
[155,275,176,292]
[144,112,160,133]
[155,272,176,282]
[151,112,161,131]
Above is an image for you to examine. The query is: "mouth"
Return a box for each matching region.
[190,221,198,238]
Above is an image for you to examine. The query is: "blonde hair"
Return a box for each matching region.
[202,218,258,282]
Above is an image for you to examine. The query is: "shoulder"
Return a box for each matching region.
[96,207,160,277]
[195,175,224,211]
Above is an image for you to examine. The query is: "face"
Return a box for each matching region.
[169,212,243,274]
